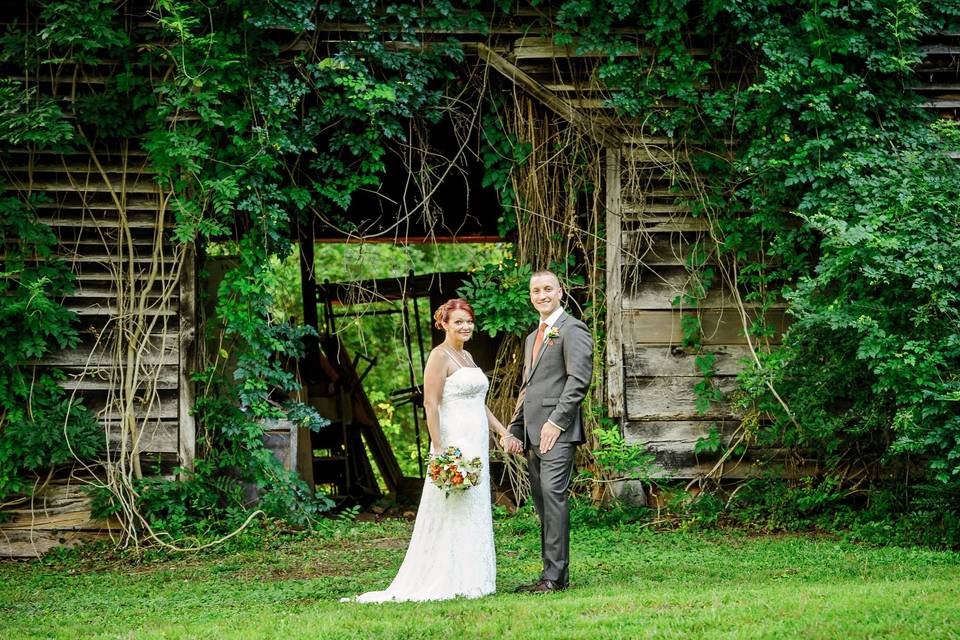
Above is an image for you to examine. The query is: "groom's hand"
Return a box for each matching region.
[539,422,561,454]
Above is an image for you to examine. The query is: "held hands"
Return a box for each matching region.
[499,432,523,455]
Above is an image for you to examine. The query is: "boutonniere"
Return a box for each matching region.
[545,327,560,344]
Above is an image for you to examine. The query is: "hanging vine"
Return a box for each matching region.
[2,0,959,546]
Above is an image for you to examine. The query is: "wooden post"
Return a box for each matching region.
[402,271,425,478]
[298,217,320,355]
[605,147,625,419]
[178,243,197,474]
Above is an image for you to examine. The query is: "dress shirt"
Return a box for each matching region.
[537,306,566,431]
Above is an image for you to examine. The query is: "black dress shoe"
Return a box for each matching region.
[514,580,541,593]
[529,579,566,593]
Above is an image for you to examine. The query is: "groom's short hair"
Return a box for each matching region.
[531,269,562,287]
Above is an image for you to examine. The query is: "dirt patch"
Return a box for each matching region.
[250,563,347,581]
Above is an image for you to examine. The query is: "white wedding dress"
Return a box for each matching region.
[352,365,496,602]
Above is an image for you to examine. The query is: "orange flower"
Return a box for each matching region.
[452,473,464,485]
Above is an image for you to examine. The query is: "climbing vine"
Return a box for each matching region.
[555,0,960,500]
[0,0,498,540]
[0,76,101,505]
[2,0,959,542]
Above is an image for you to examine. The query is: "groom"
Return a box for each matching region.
[501,269,593,593]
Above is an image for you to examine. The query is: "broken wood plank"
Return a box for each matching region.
[625,375,741,421]
[621,265,736,310]
[105,419,179,454]
[0,528,115,558]
[69,302,177,317]
[511,36,710,60]
[88,394,179,421]
[2,163,153,174]
[621,203,694,215]
[31,334,179,367]
[5,180,161,194]
[620,231,712,267]
[626,216,712,233]
[59,365,180,391]
[37,214,168,227]
[622,309,788,345]
[623,345,753,378]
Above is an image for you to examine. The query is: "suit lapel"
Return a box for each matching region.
[523,331,535,378]
[525,311,567,384]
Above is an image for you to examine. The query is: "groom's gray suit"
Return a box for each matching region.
[508,310,593,586]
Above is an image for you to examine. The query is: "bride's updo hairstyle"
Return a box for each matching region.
[434,298,476,330]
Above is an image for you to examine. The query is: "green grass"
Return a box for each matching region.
[2,509,960,639]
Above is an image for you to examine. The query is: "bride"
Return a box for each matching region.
[347,298,521,603]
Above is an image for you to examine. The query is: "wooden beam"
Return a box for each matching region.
[178,244,196,474]
[605,147,625,418]
[298,217,321,354]
[464,42,620,148]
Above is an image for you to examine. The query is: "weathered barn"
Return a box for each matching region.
[2,3,957,555]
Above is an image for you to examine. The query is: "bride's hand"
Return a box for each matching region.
[499,433,522,454]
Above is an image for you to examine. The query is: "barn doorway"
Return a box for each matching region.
[291,240,508,502]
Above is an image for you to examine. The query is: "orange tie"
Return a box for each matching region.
[532,322,547,364]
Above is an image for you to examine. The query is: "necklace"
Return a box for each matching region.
[444,344,471,368]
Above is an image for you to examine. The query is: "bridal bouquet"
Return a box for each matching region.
[428,446,482,497]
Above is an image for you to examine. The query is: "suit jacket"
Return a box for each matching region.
[507,310,593,448]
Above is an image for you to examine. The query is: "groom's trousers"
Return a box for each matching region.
[527,441,577,586]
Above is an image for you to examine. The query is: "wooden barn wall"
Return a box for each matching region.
[0,148,194,556]
[604,143,770,479]
[605,32,960,480]
[1,11,955,554]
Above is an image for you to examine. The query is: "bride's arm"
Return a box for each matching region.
[485,406,510,439]
[487,404,521,452]
[422,349,447,455]
[461,350,518,449]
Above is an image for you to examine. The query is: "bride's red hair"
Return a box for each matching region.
[433,298,475,330]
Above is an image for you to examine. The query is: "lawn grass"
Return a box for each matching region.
[2,508,959,639]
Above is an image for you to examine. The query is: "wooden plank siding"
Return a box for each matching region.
[1,149,187,556]
[0,15,954,555]
[590,29,955,478]
[0,481,120,557]
[600,138,783,479]
[491,27,775,478]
